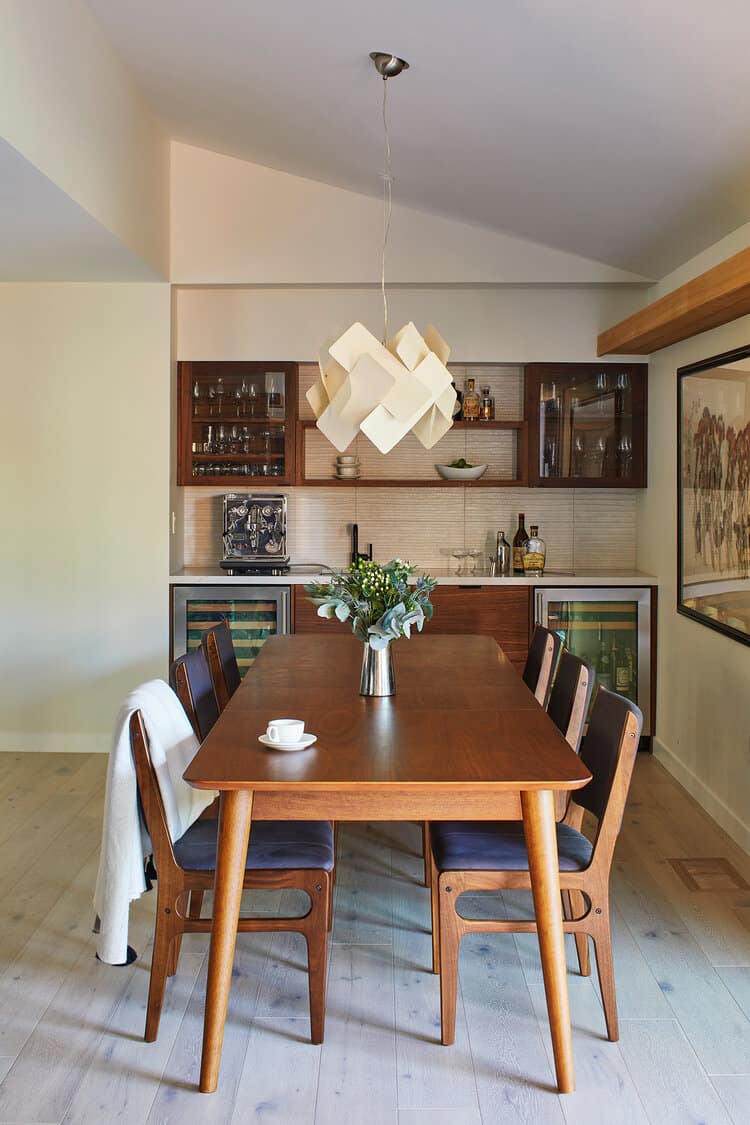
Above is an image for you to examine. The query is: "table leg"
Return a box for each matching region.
[521,788,575,1094]
[199,789,253,1093]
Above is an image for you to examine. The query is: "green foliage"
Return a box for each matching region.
[305,558,437,651]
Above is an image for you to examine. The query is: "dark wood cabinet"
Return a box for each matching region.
[177,361,298,486]
[525,363,647,488]
[293,584,532,669]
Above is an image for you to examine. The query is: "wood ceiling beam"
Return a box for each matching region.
[597,246,750,355]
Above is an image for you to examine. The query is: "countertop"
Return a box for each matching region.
[169,565,657,587]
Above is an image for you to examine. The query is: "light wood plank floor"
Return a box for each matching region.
[1,751,750,1124]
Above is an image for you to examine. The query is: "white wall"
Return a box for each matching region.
[0,283,171,751]
[637,226,750,851]
[0,0,169,276]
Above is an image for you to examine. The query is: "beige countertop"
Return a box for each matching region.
[169,566,657,587]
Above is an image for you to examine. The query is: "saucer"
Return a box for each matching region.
[258,732,317,752]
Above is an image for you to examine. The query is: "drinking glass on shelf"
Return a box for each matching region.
[572,433,585,476]
[616,372,629,391]
[617,434,633,477]
[208,383,216,416]
[193,380,201,416]
[216,424,227,454]
[248,383,258,417]
[234,386,243,416]
[215,377,225,416]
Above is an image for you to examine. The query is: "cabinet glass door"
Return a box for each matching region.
[179,363,296,486]
[535,587,652,734]
[172,586,290,677]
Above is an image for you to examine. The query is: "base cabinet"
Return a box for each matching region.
[293,584,531,668]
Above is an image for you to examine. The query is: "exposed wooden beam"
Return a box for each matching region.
[597,246,750,355]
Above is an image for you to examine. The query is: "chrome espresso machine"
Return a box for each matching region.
[219,493,290,575]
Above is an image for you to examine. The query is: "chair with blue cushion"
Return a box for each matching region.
[429,687,643,1046]
[130,710,333,1045]
[522,625,562,706]
[170,648,220,742]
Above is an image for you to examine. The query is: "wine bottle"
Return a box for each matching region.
[597,624,612,690]
[512,513,529,575]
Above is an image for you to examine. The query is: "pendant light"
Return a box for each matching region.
[306,53,456,454]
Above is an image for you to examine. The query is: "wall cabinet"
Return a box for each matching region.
[177,362,298,486]
[525,363,647,488]
[293,584,531,668]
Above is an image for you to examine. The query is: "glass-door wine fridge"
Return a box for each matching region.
[534,587,654,740]
[171,585,291,679]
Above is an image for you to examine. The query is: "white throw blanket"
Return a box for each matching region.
[93,679,218,965]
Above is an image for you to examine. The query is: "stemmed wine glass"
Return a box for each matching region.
[193,380,201,416]
[208,383,216,416]
[247,383,258,418]
[215,377,225,417]
[234,385,243,417]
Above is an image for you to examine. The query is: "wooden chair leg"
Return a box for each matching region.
[591,905,618,1041]
[430,847,441,974]
[327,869,334,932]
[188,889,204,920]
[437,873,464,1045]
[422,821,432,887]
[166,933,182,977]
[304,874,330,1044]
[145,897,178,1041]
[569,890,591,977]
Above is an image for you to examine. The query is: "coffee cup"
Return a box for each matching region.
[336,455,358,465]
[266,718,305,744]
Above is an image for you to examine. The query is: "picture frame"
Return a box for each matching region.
[677,345,750,646]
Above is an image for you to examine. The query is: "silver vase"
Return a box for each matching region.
[359,643,395,696]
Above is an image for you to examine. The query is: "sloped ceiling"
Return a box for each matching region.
[85,0,750,279]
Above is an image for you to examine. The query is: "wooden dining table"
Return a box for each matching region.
[184,632,591,1094]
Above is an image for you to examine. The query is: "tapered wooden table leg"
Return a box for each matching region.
[199,789,253,1093]
[521,788,575,1094]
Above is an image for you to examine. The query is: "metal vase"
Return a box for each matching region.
[359,643,395,696]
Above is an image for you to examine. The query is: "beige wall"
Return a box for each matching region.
[637,228,750,852]
[0,283,171,751]
[0,1,169,276]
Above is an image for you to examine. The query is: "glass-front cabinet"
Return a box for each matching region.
[525,363,647,487]
[535,586,654,740]
[171,585,291,677]
[177,362,298,486]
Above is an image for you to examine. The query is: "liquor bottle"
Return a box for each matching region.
[496,529,511,576]
[615,643,632,694]
[522,525,546,577]
[597,625,612,690]
[512,513,529,575]
[462,378,480,422]
[480,386,495,421]
[450,380,463,418]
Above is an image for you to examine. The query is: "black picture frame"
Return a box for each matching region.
[677,344,750,647]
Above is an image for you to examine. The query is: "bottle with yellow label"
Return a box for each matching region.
[522,524,546,577]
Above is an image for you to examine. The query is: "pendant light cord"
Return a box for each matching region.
[380,76,393,345]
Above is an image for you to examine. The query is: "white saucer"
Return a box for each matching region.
[258,732,317,753]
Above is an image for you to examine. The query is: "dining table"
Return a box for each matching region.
[183,632,592,1094]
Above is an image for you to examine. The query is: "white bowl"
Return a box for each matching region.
[336,466,360,479]
[435,463,488,481]
[336,455,359,466]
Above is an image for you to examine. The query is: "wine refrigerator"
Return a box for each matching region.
[534,587,655,743]
[171,585,291,679]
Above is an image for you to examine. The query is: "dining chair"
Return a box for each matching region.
[170,648,220,741]
[421,647,593,889]
[129,710,334,1045]
[205,618,241,711]
[522,625,562,706]
[429,687,643,1045]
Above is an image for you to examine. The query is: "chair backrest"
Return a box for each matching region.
[546,650,594,754]
[205,619,241,711]
[523,626,562,706]
[576,687,643,868]
[170,648,219,742]
[129,711,180,876]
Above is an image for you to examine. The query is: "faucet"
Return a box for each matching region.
[351,523,373,566]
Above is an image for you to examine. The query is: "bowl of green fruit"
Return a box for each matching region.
[435,459,488,481]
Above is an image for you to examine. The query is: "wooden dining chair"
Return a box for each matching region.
[429,687,643,1045]
[130,710,334,1045]
[170,648,220,741]
[522,625,562,706]
[205,618,241,711]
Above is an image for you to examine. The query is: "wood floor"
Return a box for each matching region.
[1,751,750,1124]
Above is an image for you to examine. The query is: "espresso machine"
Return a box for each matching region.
[220,493,290,574]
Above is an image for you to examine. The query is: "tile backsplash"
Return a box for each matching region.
[181,485,636,573]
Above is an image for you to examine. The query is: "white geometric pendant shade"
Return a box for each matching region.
[307,321,457,453]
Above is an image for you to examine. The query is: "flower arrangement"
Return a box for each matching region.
[305,558,436,650]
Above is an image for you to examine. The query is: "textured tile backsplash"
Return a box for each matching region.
[181,484,637,572]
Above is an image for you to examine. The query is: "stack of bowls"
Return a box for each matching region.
[335,455,360,480]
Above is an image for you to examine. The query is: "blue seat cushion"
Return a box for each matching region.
[431,820,592,873]
[173,818,334,872]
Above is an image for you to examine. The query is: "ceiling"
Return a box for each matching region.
[0,138,159,281]
[84,0,750,280]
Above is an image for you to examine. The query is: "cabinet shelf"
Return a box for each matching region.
[190,415,286,425]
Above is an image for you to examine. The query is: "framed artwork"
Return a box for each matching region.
[678,345,750,646]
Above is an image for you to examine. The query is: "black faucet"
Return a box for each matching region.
[351,523,373,566]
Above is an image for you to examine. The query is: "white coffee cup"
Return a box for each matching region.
[336,455,358,465]
[266,718,305,744]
